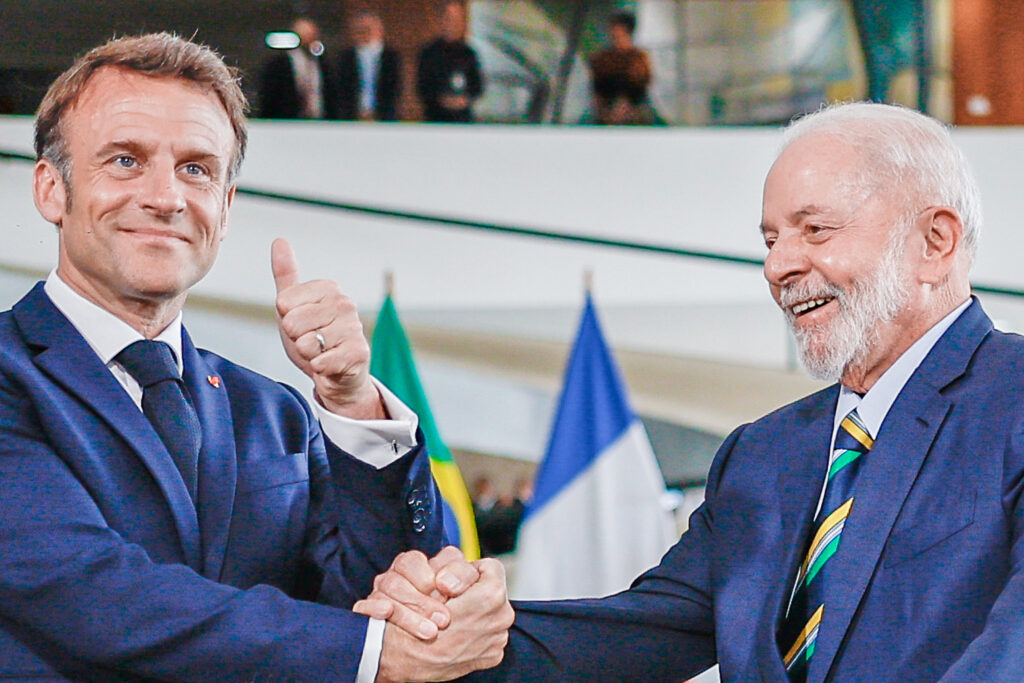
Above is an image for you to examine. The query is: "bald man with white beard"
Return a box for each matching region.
[358,102,1024,682]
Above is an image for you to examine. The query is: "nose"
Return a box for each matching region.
[762,231,809,289]
[139,162,186,216]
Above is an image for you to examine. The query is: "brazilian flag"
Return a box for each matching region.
[370,295,480,560]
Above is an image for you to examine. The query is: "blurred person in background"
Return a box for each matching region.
[417,1,484,123]
[336,10,402,121]
[258,16,338,120]
[588,12,657,126]
[475,477,529,557]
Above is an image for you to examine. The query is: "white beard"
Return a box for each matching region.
[780,232,912,382]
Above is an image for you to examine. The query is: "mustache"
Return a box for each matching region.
[778,281,844,316]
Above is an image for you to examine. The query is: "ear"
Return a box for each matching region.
[33,159,68,226]
[916,206,963,285]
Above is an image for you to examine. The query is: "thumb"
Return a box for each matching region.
[271,237,300,292]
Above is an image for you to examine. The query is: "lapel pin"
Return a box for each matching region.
[207,375,221,388]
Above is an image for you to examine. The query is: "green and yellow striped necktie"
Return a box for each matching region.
[778,409,873,680]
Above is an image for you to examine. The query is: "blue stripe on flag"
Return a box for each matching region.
[526,295,633,517]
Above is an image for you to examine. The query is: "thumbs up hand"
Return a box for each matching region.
[271,238,385,419]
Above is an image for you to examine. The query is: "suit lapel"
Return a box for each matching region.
[13,284,202,570]
[180,331,238,581]
[809,299,992,682]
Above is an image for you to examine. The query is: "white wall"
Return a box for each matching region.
[4,119,1024,458]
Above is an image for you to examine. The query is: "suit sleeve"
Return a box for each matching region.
[937,418,1024,682]
[466,47,484,99]
[464,428,750,682]
[258,55,297,119]
[312,417,446,607]
[416,45,439,108]
[380,51,402,121]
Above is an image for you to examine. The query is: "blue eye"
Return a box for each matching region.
[114,155,136,168]
[183,163,207,176]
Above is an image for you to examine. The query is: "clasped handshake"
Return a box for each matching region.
[355,547,515,683]
[271,240,515,680]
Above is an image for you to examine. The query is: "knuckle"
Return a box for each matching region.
[393,550,427,574]
[377,572,402,595]
[438,545,463,560]
[279,317,302,339]
[482,557,506,576]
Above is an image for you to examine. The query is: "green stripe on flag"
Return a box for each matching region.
[370,295,480,559]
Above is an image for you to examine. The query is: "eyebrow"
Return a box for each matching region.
[790,204,829,219]
[94,139,144,159]
[759,203,833,236]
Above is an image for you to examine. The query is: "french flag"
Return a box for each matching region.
[512,294,677,600]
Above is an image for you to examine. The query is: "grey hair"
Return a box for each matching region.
[781,102,982,262]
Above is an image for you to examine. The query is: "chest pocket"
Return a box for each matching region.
[236,451,308,495]
[883,490,976,568]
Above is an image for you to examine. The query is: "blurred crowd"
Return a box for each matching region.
[471,475,533,556]
[256,4,652,126]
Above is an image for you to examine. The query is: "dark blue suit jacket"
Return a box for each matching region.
[476,299,1024,681]
[0,283,444,680]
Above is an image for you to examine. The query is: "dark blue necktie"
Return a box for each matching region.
[116,340,201,499]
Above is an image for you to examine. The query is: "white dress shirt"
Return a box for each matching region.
[289,49,324,118]
[356,41,384,114]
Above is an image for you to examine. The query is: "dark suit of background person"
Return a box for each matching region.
[417,1,484,123]
[336,11,402,122]
[258,17,338,119]
[1,33,445,680]
[337,47,401,121]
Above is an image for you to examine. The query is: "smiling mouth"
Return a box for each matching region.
[124,228,189,242]
[791,297,834,316]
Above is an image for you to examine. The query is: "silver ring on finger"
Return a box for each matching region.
[314,329,327,354]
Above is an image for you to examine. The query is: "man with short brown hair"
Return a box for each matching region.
[0,32,510,681]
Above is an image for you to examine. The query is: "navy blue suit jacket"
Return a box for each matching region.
[0,283,444,680]
[476,299,1024,681]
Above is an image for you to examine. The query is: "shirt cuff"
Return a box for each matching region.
[355,617,386,683]
[314,377,419,470]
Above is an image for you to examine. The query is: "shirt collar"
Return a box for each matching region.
[835,298,972,438]
[44,270,185,374]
